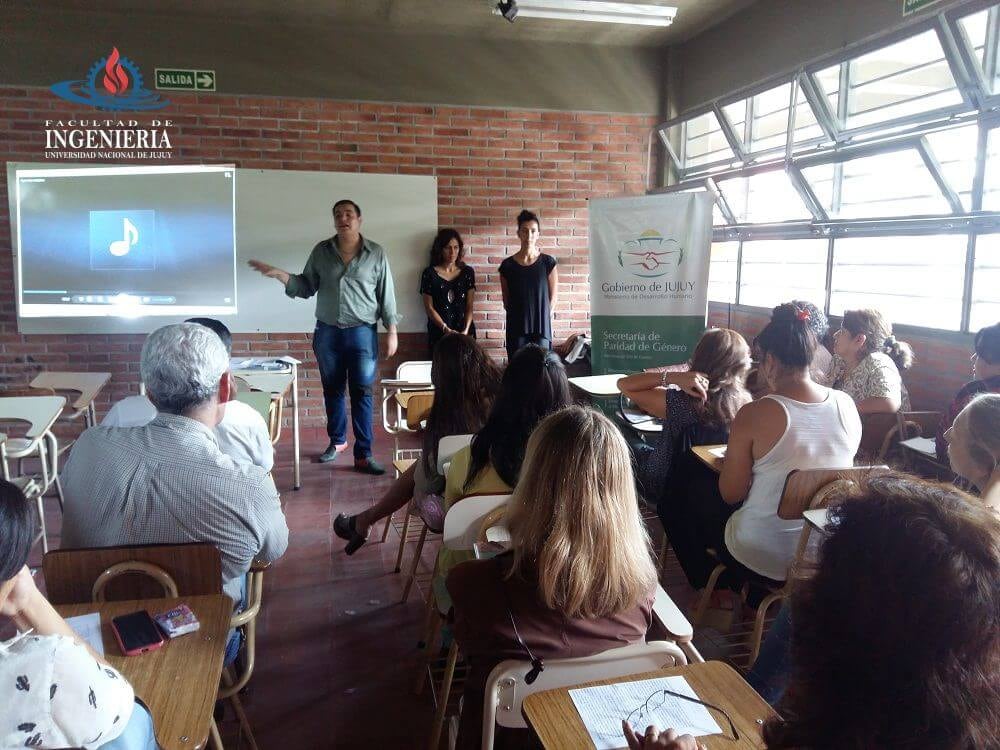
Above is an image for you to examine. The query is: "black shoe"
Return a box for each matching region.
[318,441,348,463]
[354,457,386,475]
[333,513,369,555]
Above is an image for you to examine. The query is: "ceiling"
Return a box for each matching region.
[13,0,757,46]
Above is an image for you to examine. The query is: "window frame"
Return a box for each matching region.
[654,0,1000,335]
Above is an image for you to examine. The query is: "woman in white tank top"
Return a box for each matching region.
[719,303,862,582]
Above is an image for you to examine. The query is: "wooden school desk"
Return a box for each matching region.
[568,374,626,398]
[56,594,231,750]
[523,660,773,750]
[232,362,301,490]
[692,444,726,474]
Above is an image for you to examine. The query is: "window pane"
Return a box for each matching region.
[708,241,739,304]
[834,29,962,130]
[971,234,1000,331]
[925,124,979,211]
[803,148,950,218]
[717,170,812,223]
[830,235,966,330]
[739,239,828,309]
[958,7,999,94]
[984,127,1000,210]
[670,111,736,169]
[751,82,824,153]
[815,64,842,118]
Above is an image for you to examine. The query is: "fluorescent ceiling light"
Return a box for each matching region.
[500,0,677,27]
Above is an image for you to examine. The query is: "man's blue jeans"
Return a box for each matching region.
[312,321,378,459]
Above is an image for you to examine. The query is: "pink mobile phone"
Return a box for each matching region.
[111,610,165,656]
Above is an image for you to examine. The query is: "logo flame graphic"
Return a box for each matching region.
[101,47,130,95]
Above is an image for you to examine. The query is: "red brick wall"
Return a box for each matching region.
[707,302,973,413]
[0,87,654,434]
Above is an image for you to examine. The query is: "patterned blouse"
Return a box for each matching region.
[832,352,911,410]
[0,632,135,749]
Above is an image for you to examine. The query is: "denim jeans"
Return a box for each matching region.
[312,321,378,458]
[746,600,792,706]
[99,701,157,750]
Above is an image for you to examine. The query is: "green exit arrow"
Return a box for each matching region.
[195,71,216,91]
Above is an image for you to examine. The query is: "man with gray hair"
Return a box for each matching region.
[61,323,289,610]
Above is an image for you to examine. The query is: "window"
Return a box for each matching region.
[971,234,1000,330]
[738,239,828,309]
[708,241,739,303]
[803,148,951,218]
[671,111,736,170]
[830,235,966,330]
[983,127,1000,210]
[925,124,979,211]
[716,171,813,223]
[958,6,999,94]
[722,81,824,156]
[814,28,964,131]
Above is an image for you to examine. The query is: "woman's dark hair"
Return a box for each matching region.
[422,334,501,478]
[465,345,572,489]
[428,228,466,268]
[755,302,818,370]
[842,308,914,371]
[0,479,35,582]
[790,300,828,344]
[974,322,1000,366]
[516,209,540,230]
[688,328,751,427]
[764,473,1000,749]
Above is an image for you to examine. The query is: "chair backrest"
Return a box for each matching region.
[0,396,67,439]
[482,640,687,746]
[437,434,473,474]
[405,392,435,430]
[776,466,888,520]
[236,390,274,424]
[396,360,433,383]
[858,412,898,461]
[43,543,222,604]
[442,494,511,551]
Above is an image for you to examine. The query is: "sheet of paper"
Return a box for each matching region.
[65,613,104,657]
[901,436,936,456]
[708,446,727,459]
[570,675,722,750]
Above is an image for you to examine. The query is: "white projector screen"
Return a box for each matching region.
[13,164,237,319]
[8,163,439,334]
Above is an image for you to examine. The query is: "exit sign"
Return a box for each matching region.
[154,68,216,92]
[903,0,944,15]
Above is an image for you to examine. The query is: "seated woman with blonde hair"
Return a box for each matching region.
[945,393,1000,511]
[448,406,658,750]
[618,328,752,590]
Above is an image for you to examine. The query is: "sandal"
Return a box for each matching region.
[333,513,369,555]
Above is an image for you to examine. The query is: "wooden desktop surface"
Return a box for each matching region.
[523,660,773,750]
[56,594,231,750]
[692,444,726,474]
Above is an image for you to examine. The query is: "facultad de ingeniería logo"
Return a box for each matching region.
[50,47,169,111]
[618,229,684,279]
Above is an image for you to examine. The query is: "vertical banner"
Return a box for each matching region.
[589,192,712,374]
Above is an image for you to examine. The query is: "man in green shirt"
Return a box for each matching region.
[249,199,399,474]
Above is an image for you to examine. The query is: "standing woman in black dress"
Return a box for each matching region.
[420,228,476,355]
[499,210,559,362]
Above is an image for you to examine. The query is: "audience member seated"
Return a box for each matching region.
[448,406,658,750]
[618,329,751,590]
[0,480,157,750]
[747,301,832,399]
[101,318,274,472]
[937,321,1000,461]
[720,303,861,584]
[332,333,501,553]
[945,393,1000,511]
[436,344,571,581]
[831,308,913,414]
[61,323,289,634]
[626,473,1000,749]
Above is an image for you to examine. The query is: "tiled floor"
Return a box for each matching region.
[29,425,746,749]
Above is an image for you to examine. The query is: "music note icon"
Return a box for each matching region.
[108,217,138,257]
